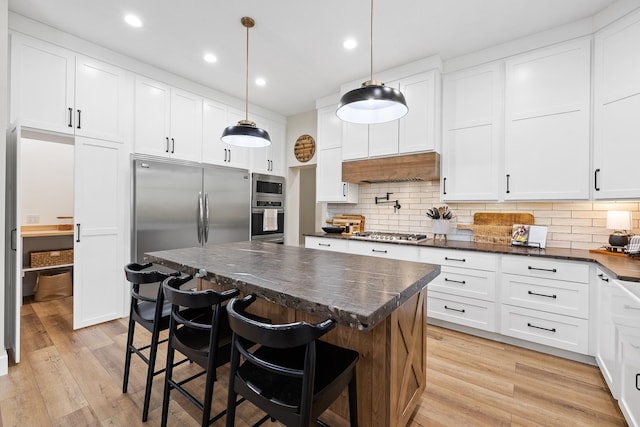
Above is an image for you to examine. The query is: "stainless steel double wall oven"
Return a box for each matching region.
[251,173,285,243]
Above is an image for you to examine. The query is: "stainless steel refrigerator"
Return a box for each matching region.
[132,157,251,263]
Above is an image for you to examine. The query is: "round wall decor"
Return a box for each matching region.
[294,134,316,163]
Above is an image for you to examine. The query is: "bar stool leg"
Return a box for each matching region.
[348,374,358,427]
[122,313,136,393]
[161,333,176,427]
[142,322,162,422]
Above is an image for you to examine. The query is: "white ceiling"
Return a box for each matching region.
[9,0,616,117]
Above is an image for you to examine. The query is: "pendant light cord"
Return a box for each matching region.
[245,23,250,122]
[370,0,374,82]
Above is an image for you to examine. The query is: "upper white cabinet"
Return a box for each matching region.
[399,70,440,153]
[441,63,502,201]
[250,117,285,176]
[10,34,128,142]
[593,11,640,199]
[504,39,591,200]
[134,77,202,162]
[316,106,359,203]
[202,101,249,169]
[341,71,441,161]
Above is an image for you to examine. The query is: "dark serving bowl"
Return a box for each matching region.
[322,226,345,234]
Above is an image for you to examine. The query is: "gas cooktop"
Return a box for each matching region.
[350,231,428,244]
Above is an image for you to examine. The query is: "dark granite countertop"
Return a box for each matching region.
[306,232,640,283]
[145,241,440,331]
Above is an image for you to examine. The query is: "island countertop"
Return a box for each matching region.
[145,240,440,330]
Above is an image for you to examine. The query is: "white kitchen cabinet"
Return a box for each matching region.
[593,11,640,199]
[504,38,591,200]
[441,63,502,201]
[500,255,590,354]
[348,240,419,261]
[251,117,285,176]
[421,248,498,332]
[342,122,369,160]
[10,34,128,142]
[305,236,348,253]
[341,71,440,161]
[134,76,202,162]
[595,268,618,397]
[317,148,359,203]
[612,280,640,426]
[399,70,440,154]
[202,101,249,169]
[316,105,359,203]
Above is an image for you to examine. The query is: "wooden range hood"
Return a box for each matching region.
[342,152,440,183]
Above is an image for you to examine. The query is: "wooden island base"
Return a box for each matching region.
[202,280,427,427]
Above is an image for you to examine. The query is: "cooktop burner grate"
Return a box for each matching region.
[350,231,428,243]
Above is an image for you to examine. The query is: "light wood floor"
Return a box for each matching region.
[0,296,626,426]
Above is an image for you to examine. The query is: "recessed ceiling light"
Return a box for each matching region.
[204,53,218,63]
[124,14,143,28]
[343,38,357,50]
[255,77,266,87]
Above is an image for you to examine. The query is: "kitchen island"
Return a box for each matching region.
[145,241,440,426]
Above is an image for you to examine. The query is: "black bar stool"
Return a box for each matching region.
[123,262,185,422]
[225,294,360,427]
[161,276,240,427]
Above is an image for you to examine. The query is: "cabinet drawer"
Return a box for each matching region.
[500,305,589,354]
[427,291,497,332]
[502,255,589,283]
[501,273,589,319]
[420,248,497,271]
[305,237,348,253]
[348,240,419,261]
[429,267,496,301]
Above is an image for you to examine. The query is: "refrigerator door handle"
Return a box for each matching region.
[197,192,203,244]
[203,192,210,243]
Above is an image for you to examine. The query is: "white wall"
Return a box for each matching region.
[20,139,74,225]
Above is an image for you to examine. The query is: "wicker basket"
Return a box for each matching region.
[30,249,74,268]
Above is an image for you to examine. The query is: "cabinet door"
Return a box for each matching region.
[504,39,590,200]
[441,64,502,201]
[368,120,398,157]
[169,89,202,162]
[10,34,75,134]
[342,122,368,160]
[73,137,127,329]
[267,120,285,176]
[202,101,249,168]
[134,77,171,157]
[399,71,439,153]
[317,105,342,150]
[249,115,271,173]
[75,56,127,142]
[317,147,346,202]
[594,13,640,199]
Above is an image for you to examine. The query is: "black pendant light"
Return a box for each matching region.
[336,0,408,124]
[221,16,271,148]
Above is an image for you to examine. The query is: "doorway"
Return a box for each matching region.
[298,167,316,245]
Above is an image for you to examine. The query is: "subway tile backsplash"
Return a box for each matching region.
[326,181,639,250]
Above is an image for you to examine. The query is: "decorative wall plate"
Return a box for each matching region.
[294,134,316,162]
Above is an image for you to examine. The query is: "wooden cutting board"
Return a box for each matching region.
[457,212,534,244]
[326,214,365,233]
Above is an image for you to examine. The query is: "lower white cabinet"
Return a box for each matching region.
[612,280,640,427]
[347,240,419,261]
[304,236,348,253]
[500,255,590,355]
[428,291,497,332]
[595,268,618,397]
[500,304,589,354]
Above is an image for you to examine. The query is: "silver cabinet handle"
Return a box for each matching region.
[196,192,203,244]
[203,192,210,243]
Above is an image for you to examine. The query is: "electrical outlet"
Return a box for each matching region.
[26,214,40,224]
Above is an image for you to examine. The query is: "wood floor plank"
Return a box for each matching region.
[27,345,89,420]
